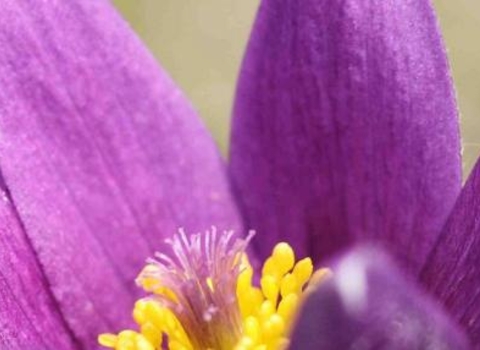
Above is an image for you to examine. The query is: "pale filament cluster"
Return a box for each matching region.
[99,228,330,350]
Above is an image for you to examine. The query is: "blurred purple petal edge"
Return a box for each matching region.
[289,248,470,350]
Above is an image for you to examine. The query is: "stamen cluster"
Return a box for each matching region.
[235,242,330,349]
[99,228,330,350]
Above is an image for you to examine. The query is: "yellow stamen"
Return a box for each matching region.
[99,230,330,350]
[234,245,329,350]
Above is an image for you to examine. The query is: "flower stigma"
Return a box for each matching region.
[98,228,331,350]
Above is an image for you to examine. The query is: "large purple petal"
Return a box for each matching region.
[229,0,461,275]
[289,248,469,349]
[0,1,240,347]
[421,157,480,345]
[0,180,77,349]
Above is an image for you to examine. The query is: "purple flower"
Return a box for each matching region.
[0,0,477,349]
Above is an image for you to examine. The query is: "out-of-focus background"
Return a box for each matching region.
[113,0,480,177]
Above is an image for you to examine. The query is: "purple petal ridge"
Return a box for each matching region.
[421,156,480,346]
[0,1,240,347]
[289,248,470,349]
[229,0,461,275]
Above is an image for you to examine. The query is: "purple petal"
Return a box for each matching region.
[0,181,76,349]
[289,248,469,349]
[229,0,461,274]
[0,1,240,347]
[420,157,480,345]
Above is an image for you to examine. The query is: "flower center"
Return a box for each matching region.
[98,228,330,350]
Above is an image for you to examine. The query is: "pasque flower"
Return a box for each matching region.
[0,0,479,349]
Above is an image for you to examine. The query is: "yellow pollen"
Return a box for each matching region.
[99,233,330,350]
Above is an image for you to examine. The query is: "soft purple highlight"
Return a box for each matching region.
[290,248,470,349]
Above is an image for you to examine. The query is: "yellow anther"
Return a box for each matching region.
[262,257,278,279]
[260,275,279,304]
[111,330,145,350]
[133,300,147,325]
[292,257,313,288]
[259,300,275,322]
[235,336,255,350]
[238,264,254,292]
[244,316,261,343]
[136,335,155,350]
[264,314,285,339]
[140,323,161,347]
[277,294,298,323]
[146,302,164,327]
[118,330,137,339]
[98,333,118,347]
[280,273,298,297]
[271,243,295,275]
[233,344,249,350]
[164,309,178,330]
[253,344,267,350]
[238,287,263,318]
[169,339,190,350]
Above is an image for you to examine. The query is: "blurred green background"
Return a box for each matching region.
[113,0,480,177]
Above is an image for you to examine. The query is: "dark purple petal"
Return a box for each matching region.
[421,157,480,345]
[229,0,461,275]
[0,1,240,347]
[289,248,469,350]
[0,180,76,349]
